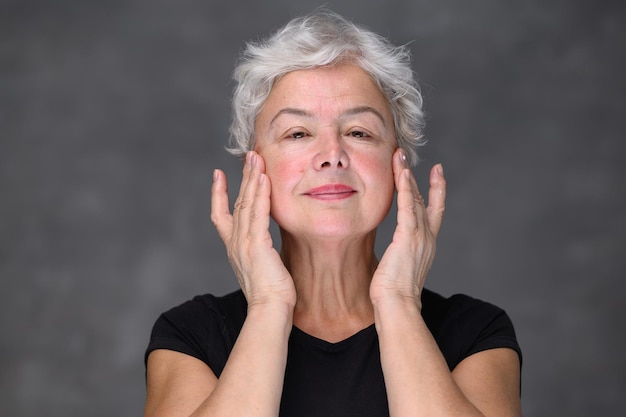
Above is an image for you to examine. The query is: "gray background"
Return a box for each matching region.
[2,0,624,416]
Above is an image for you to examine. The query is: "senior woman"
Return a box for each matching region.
[143,10,522,417]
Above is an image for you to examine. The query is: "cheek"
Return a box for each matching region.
[359,152,394,189]
[265,157,303,196]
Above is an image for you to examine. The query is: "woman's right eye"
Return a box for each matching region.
[289,131,308,139]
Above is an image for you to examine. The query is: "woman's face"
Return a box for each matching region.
[254,64,397,241]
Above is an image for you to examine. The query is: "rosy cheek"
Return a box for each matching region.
[358,153,392,177]
[366,155,395,194]
[266,159,300,191]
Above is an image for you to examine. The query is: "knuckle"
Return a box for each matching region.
[234,198,250,211]
[249,210,260,222]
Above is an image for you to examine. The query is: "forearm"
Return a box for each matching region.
[192,302,293,417]
[373,298,484,417]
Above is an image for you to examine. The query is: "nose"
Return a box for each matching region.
[313,132,349,170]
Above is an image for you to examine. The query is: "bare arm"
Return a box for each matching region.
[144,303,293,417]
[371,150,521,416]
[144,152,296,417]
[374,298,521,417]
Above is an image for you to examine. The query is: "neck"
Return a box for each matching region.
[279,229,379,342]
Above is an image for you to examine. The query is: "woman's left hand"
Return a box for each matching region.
[370,149,446,310]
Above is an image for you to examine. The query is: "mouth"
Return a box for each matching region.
[303,184,357,200]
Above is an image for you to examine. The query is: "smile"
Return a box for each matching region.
[303,184,357,200]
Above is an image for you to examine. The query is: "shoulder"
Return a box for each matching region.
[145,290,247,376]
[158,290,246,335]
[421,288,521,370]
[422,288,507,328]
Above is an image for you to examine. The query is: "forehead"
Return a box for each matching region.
[258,64,392,123]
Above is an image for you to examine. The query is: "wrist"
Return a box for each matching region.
[372,293,422,322]
[371,291,422,312]
[247,299,295,323]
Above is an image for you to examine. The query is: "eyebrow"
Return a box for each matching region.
[341,106,387,126]
[269,108,313,127]
[269,106,387,127]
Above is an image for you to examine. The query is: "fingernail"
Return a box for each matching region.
[437,163,444,176]
[399,149,408,166]
[213,169,219,182]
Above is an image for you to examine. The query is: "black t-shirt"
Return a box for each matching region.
[145,288,521,417]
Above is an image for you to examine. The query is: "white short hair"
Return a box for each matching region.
[228,10,425,165]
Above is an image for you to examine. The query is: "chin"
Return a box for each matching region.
[281,218,378,241]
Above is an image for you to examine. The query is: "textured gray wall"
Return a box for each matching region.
[2,0,624,416]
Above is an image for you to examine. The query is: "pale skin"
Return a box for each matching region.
[144,64,522,417]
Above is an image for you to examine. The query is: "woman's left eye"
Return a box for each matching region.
[349,130,370,139]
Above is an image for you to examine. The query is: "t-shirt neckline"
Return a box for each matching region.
[290,323,376,351]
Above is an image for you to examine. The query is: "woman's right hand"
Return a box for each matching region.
[211,151,297,309]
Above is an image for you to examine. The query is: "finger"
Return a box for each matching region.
[211,168,233,244]
[233,151,261,236]
[247,154,272,242]
[391,148,410,190]
[426,163,446,237]
[392,149,424,231]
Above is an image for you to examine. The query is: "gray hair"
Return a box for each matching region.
[228,10,425,165]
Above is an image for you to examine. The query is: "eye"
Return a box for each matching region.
[287,130,309,139]
[348,130,371,139]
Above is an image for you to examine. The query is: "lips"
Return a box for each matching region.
[303,184,356,200]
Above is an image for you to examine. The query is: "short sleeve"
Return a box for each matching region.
[422,289,522,370]
[144,294,239,377]
[463,302,521,362]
